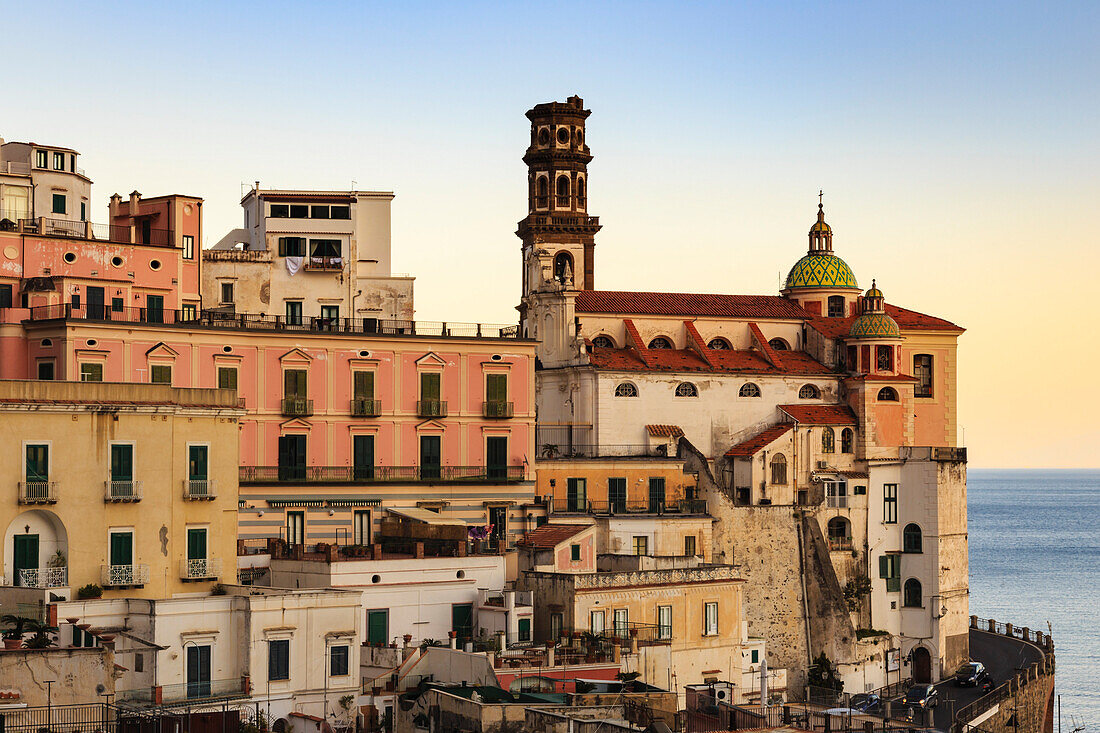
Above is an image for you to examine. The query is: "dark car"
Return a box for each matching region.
[954,661,991,687]
[848,693,881,713]
[904,683,939,710]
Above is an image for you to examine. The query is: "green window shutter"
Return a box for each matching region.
[285,370,306,398]
[110,532,133,566]
[189,446,208,480]
[187,528,207,560]
[111,445,133,481]
[421,372,440,401]
[26,444,48,481]
[878,555,890,579]
[218,368,237,390]
[367,611,388,645]
[486,374,507,402]
[354,371,374,400]
[277,238,287,256]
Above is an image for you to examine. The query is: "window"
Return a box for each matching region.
[182,235,194,260]
[827,296,846,318]
[877,387,898,401]
[181,303,197,321]
[903,523,923,553]
[367,610,388,645]
[707,338,730,349]
[286,511,305,545]
[186,527,208,564]
[112,297,124,313]
[883,484,898,524]
[876,345,894,372]
[657,605,672,640]
[420,371,441,407]
[354,370,375,402]
[576,178,586,206]
[110,444,134,484]
[284,369,307,400]
[186,645,211,698]
[592,335,614,348]
[518,618,531,642]
[150,365,172,385]
[268,639,290,681]
[289,204,309,218]
[684,534,697,557]
[613,609,628,636]
[80,363,103,382]
[220,282,234,304]
[751,649,759,664]
[825,480,847,508]
[53,152,64,170]
[330,645,349,676]
[419,435,441,480]
[146,294,164,324]
[903,578,923,608]
[556,175,570,207]
[648,477,666,512]
[822,427,835,454]
[570,544,581,561]
[633,536,648,556]
[536,177,549,207]
[70,154,76,172]
[768,338,789,351]
[188,445,209,485]
[80,201,86,221]
[589,611,604,635]
[25,444,49,482]
[486,373,508,408]
[553,251,573,284]
[330,205,351,220]
[37,361,55,380]
[827,517,851,550]
[353,510,371,545]
[608,477,626,513]
[566,478,586,512]
[52,193,66,214]
[551,612,564,640]
[614,382,637,397]
[270,204,289,218]
[675,382,698,397]
[704,602,719,636]
[285,301,303,325]
[217,367,238,390]
[277,237,306,257]
[914,355,934,398]
[648,336,673,349]
[36,150,48,168]
[319,305,339,326]
[770,454,787,485]
[798,384,820,399]
[740,382,761,398]
[878,554,901,592]
[0,284,12,309]
[841,428,854,454]
[310,239,341,258]
[310,205,330,219]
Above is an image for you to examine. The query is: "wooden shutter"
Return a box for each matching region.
[486,373,507,402]
[421,372,440,401]
[879,555,890,579]
[354,371,374,400]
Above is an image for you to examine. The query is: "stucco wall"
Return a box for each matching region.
[0,647,114,706]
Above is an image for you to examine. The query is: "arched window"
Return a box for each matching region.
[592,335,615,348]
[877,387,898,401]
[876,345,894,372]
[914,354,934,398]
[675,382,698,397]
[614,382,637,397]
[768,338,789,351]
[903,524,922,553]
[827,517,851,550]
[799,384,820,399]
[648,337,673,349]
[770,454,787,485]
[822,427,835,454]
[535,176,549,207]
[556,175,570,207]
[739,382,761,398]
[827,296,846,318]
[903,578,923,608]
[841,428,854,453]
[707,338,731,350]
[553,252,573,285]
[576,178,586,206]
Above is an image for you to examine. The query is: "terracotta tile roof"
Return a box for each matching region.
[682,321,714,366]
[778,404,857,425]
[725,424,793,457]
[518,523,590,549]
[587,347,833,376]
[646,424,684,437]
[808,303,964,338]
[575,290,808,320]
[621,318,651,366]
[747,322,779,367]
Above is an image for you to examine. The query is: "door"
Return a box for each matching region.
[912,646,932,683]
[566,478,586,513]
[419,435,441,480]
[13,534,39,587]
[452,604,473,645]
[186,645,211,698]
[648,477,666,513]
[353,435,375,480]
[367,610,388,645]
[87,286,105,320]
[187,528,207,561]
[353,510,371,546]
[609,477,626,514]
[278,435,307,481]
[110,444,133,498]
[109,531,134,585]
[486,436,507,480]
[146,294,164,323]
[286,511,304,546]
[188,445,209,497]
[420,373,441,415]
[488,506,507,546]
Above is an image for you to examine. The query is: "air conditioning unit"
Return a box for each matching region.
[816,460,828,470]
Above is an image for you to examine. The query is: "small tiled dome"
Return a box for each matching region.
[849,312,901,338]
[785,253,859,290]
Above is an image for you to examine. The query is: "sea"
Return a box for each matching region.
[968,469,1100,728]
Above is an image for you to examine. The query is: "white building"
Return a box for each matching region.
[0,139,92,229]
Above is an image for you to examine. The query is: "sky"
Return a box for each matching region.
[3,1,1097,468]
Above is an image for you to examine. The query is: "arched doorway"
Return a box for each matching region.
[911,645,932,683]
[4,510,68,587]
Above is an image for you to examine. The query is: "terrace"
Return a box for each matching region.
[239,464,526,484]
[4,216,173,247]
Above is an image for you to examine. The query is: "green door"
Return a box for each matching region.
[187,528,207,561]
[452,603,473,644]
[13,534,39,587]
[367,610,388,645]
[188,445,208,480]
[25,444,48,481]
[110,532,133,566]
[419,435,441,480]
[353,435,375,480]
[111,444,133,481]
[486,436,507,480]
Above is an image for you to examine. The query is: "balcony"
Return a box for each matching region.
[828,536,853,552]
[417,399,448,418]
[101,563,150,587]
[18,481,58,504]
[303,255,344,271]
[551,498,708,516]
[183,479,217,500]
[117,678,249,707]
[826,495,848,509]
[240,464,526,484]
[104,480,143,502]
[18,566,68,588]
[482,401,514,419]
[351,398,382,417]
[181,557,222,580]
[281,397,314,417]
[13,216,173,246]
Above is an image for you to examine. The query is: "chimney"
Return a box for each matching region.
[129,191,142,217]
[109,193,122,220]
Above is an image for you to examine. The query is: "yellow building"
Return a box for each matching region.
[0,380,243,599]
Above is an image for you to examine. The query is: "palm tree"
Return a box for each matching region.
[22,619,57,649]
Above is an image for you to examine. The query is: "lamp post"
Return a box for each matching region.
[45,679,55,730]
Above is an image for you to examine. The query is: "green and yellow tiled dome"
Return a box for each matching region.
[849,312,901,338]
[784,253,859,290]
[810,220,832,234]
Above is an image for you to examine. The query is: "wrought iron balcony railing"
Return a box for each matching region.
[18,481,58,504]
[101,563,150,587]
[183,479,217,500]
[304,255,344,271]
[281,397,313,416]
[104,480,143,502]
[482,401,514,418]
[18,566,68,588]
[550,498,709,516]
[351,398,382,417]
[240,464,525,484]
[180,557,222,580]
[417,399,447,417]
[828,536,853,551]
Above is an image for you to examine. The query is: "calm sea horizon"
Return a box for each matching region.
[969,468,1099,727]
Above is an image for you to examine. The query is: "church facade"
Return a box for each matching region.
[519,96,969,693]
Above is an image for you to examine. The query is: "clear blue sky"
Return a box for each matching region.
[4,1,1097,466]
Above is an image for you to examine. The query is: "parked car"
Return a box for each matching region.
[904,683,940,710]
[954,661,991,687]
[848,693,881,713]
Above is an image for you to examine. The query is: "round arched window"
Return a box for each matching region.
[903,524,923,553]
[614,382,638,397]
[739,383,761,398]
[648,337,673,349]
[822,427,836,454]
[675,382,698,397]
[827,517,851,549]
[799,384,820,399]
[877,387,898,401]
[903,578,923,608]
[538,128,550,145]
[841,428,854,453]
[707,338,731,350]
[557,127,569,144]
[592,335,615,348]
[768,338,789,351]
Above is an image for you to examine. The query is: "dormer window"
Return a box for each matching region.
[877,387,898,402]
[648,337,673,349]
[707,338,730,350]
[876,346,894,372]
[798,384,820,399]
[827,296,846,318]
[592,335,614,348]
[768,338,789,351]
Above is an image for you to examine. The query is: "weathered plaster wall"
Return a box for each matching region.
[0,647,114,706]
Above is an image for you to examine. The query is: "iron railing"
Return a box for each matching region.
[183,479,217,499]
[281,397,313,416]
[551,498,708,516]
[117,677,249,706]
[828,536,853,551]
[240,464,525,484]
[18,566,68,588]
[482,401,514,418]
[104,480,143,501]
[304,255,344,270]
[417,399,447,417]
[101,563,150,587]
[18,480,58,503]
[180,557,222,580]
[16,217,173,246]
[352,398,382,416]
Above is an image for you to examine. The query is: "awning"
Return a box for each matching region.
[387,507,467,526]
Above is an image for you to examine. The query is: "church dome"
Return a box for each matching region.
[784,253,859,290]
[849,311,900,338]
[810,220,832,234]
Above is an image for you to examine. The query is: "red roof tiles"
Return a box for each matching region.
[808,304,964,338]
[725,424,793,457]
[575,291,808,320]
[646,424,684,437]
[587,347,832,376]
[778,404,857,425]
[747,322,779,367]
[519,523,590,549]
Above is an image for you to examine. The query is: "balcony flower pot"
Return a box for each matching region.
[3,638,22,650]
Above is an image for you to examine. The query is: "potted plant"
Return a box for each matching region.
[47,550,66,569]
[76,583,103,600]
[1,615,32,649]
[22,620,57,650]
